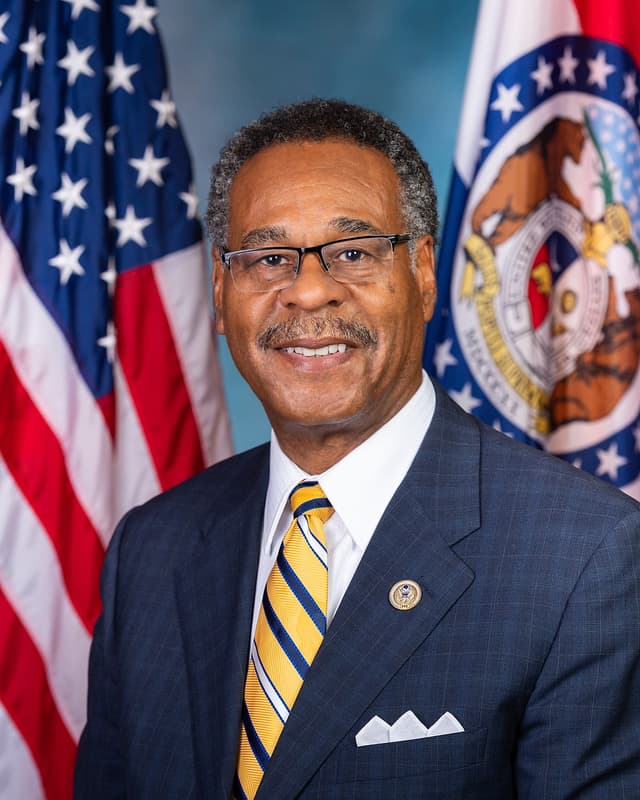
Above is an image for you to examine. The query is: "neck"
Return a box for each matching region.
[273,412,398,474]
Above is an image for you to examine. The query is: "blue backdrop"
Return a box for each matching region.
[159,0,479,452]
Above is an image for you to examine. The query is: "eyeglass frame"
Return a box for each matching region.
[220,233,414,292]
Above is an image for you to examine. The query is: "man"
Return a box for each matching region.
[75,99,640,798]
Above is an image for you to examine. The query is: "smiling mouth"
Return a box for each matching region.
[281,343,348,357]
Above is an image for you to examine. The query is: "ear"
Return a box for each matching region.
[211,247,226,335]
[413,235,437,322]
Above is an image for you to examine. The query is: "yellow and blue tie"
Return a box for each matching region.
[235,481,333,800]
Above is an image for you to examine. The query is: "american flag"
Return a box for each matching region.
[0,0,232,796]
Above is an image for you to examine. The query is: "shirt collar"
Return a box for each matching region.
[264,370,435,554]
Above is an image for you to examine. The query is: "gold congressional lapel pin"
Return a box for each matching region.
[389,580,422,611]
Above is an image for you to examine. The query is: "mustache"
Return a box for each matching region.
[257,316,378,350]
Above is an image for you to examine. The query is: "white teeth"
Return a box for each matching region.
[282,343,348,356]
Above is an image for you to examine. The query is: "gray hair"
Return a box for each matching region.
[205,98,438,248]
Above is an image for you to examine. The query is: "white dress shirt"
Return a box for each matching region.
[250,370,436,639]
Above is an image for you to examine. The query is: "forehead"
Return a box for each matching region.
[227,139,404,245]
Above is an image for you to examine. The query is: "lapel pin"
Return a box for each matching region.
[389,580,422,611]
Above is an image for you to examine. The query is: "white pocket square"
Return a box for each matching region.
[355,711,464,746]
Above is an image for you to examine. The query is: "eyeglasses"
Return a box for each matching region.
[221,234,413,293]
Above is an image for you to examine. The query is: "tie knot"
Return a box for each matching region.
[289,480,334,523]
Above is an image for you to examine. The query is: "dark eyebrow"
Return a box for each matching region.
[239,226,288,249]
[329,217,384,236]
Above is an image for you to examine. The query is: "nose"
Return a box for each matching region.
[277,251,348,310]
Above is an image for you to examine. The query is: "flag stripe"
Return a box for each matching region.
[112,360,163,519]
[0,223,115,544]
[0,455,91,739]
[0,591,76,800]
[151,245,232,463]
[0,342,104,632]
[573,0,640,65]
[0,704,45,800]
[116,263,206,490]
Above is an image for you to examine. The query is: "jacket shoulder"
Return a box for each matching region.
[111,442,270,554]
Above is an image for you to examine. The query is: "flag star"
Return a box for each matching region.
[587,50,616,90]
[105,52,140,93]
[12,91,40,136]
[179,184,198,219]
[0,11,10,44]
[119,0,158,34]
[150,89,177,128]
[52,173,88,216]
[19,27,46,70]
[129,144,170,187]
[100,258,117,296]
[113,204,152,246]
[449,382,482,414]
[105,201,116,222]
[6,157,37,202]
[595,442,627,480]
[49,239,86,285]
[97,321,117,363]
[433,338,457,378]
[56,107,92,152]
[62,0,99,19]
[558,46,579,84]
[104,125,119,155]
[57,39,95,85]
[530,56,554,95]
[571,458,582,469]
[490,82,523,124]
[622,72,638,105]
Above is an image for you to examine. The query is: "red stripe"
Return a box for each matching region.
[573,0,640,66]
[0,342,104,632]
[115,264,206,490]
[0,590,76,800]
[97,390,116,440]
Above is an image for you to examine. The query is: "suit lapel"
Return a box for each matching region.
[257,388,482,799]
[174,448,269,800]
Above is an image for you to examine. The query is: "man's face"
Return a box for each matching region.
[213,139,436,463]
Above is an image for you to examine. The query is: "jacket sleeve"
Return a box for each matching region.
[515,510,640,798]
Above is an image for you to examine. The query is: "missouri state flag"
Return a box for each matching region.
[0,1,231,797]
[425,0,640,497]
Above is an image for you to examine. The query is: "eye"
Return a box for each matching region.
[261,253,287,267]
[248,250,296,270]
[335,247,369,263]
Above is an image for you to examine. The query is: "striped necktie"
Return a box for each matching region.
[235,480,333,800]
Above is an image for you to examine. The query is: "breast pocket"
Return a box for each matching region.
[335,727,487,784]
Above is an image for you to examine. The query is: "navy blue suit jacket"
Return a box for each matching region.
[75,385,640,798]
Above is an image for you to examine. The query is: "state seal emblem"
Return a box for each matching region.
[446,36,640,488]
